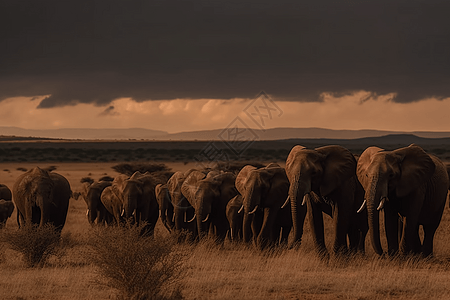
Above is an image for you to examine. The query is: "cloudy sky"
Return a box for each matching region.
[1,1,450,133]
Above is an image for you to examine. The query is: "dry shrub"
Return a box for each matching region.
[2,224,61,268]
[88,223,185,300]
[80,176,94,184]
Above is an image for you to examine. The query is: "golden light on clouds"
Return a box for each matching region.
[0,93,449,133]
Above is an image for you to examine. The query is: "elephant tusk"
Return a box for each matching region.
[281,196,290,209]
[238,205,244,214]
[248,205,258,215]
[377,197,386,211]
[357,200,367,214]
[132,209,136,216]
[187,214,196,223]
[121,209,125,217]
[202,214,209,223]
[86,209,89,217]
[301,194,308,206]
[159,210,162,217]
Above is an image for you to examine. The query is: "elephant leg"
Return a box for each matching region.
[307,200,327,255]
[399,217,420,255]
[347,225,360,252]
[333,201,352,255]
[384,203,400,256]
[422,222,439,257]
[280,225,291,246]
[252,210,263,245]
[257,208,277,250]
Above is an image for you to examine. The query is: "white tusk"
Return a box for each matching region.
[86,209,89,217]
[357,200,367,214]
[248,205,258,215]
[132,209,136,216]
[202,214,209,223]
[187,214,196,223]
[302,194,308,206]
[377,197,386,211]
[281,196,290,209]
[121,209,125,217]
[238,205,244,214]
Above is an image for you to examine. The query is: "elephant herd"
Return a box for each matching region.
[0,143,449,258]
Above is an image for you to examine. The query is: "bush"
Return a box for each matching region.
[2,224,61,268]
[88,224,185,300]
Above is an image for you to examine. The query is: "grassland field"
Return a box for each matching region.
[1,140,450,299]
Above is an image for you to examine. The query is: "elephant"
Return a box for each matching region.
[110,172,159,236]
[155,183,174,233]
[167,169,200,240]
[13,167,72,232]
[84,180,113,225]
[226,194,244,241]
[0,184,14,228]
[101,185,124,225]
[236,163,292,249]
[285,145,367,255]
[181,170,238,242]
[356,144,449,257]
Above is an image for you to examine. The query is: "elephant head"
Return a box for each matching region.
[155,183,173,232]
[181,171,237,238]
[356,144,435,255]
[285,145,357,244]
[120,172,145,221]
[235,163,289,245]
[85,180,112,225]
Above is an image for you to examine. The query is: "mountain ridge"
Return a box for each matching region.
[1,126,450,140]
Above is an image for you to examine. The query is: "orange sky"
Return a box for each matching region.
[1,92,449,133]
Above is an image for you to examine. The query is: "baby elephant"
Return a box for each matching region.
[0,184,14,228]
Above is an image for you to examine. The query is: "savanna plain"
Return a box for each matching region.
[2,140,450,300]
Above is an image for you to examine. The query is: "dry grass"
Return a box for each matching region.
[1,162,450,299]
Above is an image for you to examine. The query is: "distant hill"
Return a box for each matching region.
[1,126,450,140]
[0,126,167,140]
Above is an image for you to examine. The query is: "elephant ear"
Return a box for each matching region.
[357,146,385,189]
[315,145,357,196]
[181,171,206,205]
[235,165,257,195]
[214,172,238,199]
[392,144,435,198]
[285,145,306,178]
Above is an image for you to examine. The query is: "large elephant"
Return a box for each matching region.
[84,180,113,225]
[167,169,199,240]
[155,183,174,233]
[226,194,244,241]
[181,170,238,241]
[13,167,72,232]
[285,145,367,255]
[236,163,292,249]
[356,144,449,256]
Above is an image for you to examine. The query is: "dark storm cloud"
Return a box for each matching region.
[1,0,450,107]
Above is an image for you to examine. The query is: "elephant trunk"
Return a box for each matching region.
[196,204,210,239]
[124,195,137,223]
[366,175,386,255]
[243,185,260,243]
[289,175,310,245]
